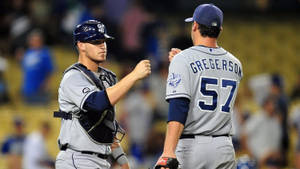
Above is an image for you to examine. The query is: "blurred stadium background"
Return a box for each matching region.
[0,0,300,169]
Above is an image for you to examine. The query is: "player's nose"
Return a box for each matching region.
[98,45,106,50]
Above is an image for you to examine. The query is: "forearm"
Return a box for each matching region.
[106,72,137,105]
[163,121,184,156]
[106,59,150,105]
[121,163,130,169]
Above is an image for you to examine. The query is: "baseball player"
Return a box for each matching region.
[54,19,151,169]
[154,4,242,169]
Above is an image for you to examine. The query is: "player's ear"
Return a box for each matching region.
[219,26,223,36]
[192,21,198,32]
[77,42,86,51]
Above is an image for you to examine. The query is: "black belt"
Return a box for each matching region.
[81,151,109,159]
[180,134,230,139]
[59,144,108,159]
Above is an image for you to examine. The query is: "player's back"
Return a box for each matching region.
[167,45,242,136]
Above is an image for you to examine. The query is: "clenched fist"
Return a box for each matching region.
[105,60,151,106]
[132,60,151,80]
[168,48,182,62]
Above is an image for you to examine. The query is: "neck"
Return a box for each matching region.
[78,54,99,72]
[193,35,218,48]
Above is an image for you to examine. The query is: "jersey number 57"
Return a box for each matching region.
[198,77,237,113]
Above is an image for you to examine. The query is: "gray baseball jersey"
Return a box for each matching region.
[167,46,242,169]
[166,45,242,136]
[57,68,112,154]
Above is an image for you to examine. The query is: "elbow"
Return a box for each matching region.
[83,90,112,112]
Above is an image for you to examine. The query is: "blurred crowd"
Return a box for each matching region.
[0,0,300,169]
[1,117,54,169]
[233,73,300,169]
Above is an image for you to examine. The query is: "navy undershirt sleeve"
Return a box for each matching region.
[83,90,111,112]
[167,98,190,125]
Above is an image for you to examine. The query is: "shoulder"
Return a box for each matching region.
[224,49,242,66]
[249,113,265,124]
[1,137,14,146]
[25,132,42,143]
[24,49,34,54]
[178,47,194,56]
[61,68,86,85]
[41,47,52,56]
[24,132,44,149]
[23,50,33,58]
[63,69,85,80]
[171,48,193,64]
[42,47,50,52]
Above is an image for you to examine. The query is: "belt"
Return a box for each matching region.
[180,134,230,139]
[81,151,109,159]
[59,144,108,159]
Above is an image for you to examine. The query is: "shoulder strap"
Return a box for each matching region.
[100,66,117,78]
[99,67,117,86]
[67,63,105,90]
[53,110,72,120]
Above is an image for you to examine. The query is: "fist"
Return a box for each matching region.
[133,60,151,80]
[168,48,182,62]
[154,157,179,169]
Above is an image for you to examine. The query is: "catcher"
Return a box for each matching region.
[54,19,151,169]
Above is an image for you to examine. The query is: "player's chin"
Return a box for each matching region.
[97,54,106,61]
[92,57,106,63]
[97,58,106,62]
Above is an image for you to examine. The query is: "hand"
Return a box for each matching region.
[111,139,120,150]
[154,156,179,169]
[168,48,181,62]
[132,60,151,80]
[154,152,179,169]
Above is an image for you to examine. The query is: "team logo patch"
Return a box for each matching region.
[82,87,91,94]
[97,24,105,33]
[211,21,217,26]
[167,73,181,88]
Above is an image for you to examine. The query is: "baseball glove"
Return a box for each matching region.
[154,157,179,169]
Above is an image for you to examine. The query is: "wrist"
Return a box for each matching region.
[163,144,176,154]
[112,146,128,165]
[128,71,139,82]
[162,150,176,158]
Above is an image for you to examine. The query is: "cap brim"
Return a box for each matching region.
[104,34,114,39]
[184,17,194,22]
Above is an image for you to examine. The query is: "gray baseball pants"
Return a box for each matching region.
[55,149,110,169]
[176,135,236,169]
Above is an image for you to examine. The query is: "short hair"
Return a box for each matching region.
[197,23,221,38]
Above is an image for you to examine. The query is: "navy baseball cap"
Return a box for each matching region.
[185,4,223,28]
[73,20,114,44]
